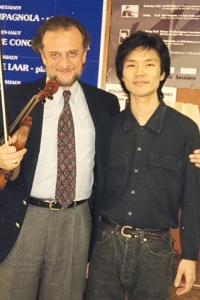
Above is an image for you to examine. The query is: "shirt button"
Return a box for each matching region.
[137,147,142,151]
[131,190,135,194]
[23,200,27,205]
[128,212,132,216]
[134,169,138,173]
[15,223,20,228]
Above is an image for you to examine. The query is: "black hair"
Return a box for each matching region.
[116,30,170,101]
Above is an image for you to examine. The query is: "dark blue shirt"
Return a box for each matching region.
[99,101,200,260]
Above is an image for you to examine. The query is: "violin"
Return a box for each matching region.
[0,79,59,190]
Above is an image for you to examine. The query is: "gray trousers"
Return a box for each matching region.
[0,201,91,300]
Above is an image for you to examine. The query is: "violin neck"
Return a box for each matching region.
[0,95,36,145]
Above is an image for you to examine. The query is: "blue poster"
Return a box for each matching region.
[0,0,103,86]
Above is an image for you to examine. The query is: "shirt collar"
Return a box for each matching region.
[124,101,167,133]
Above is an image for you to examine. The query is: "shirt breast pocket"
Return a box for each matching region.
[105,153,128,188]
[147,153,182,190]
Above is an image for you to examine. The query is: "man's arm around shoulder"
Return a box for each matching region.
[190,149,200,168]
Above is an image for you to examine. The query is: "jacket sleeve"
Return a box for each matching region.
[179,122,200,261]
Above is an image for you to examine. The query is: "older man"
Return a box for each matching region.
[0,16,119,300]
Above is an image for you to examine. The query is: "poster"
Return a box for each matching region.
[0,1,103,87]
[106,0,200,91]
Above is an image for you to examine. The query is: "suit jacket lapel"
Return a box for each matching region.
[79,81,99,129]
[79,81,112,193]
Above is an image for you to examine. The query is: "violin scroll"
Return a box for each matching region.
[46,79,59,94]
[36,80,59,103]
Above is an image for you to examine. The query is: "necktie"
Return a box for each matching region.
[56,90,76,208]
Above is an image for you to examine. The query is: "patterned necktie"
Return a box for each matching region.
[56,90,76,208]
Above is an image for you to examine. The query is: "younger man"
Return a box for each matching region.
[86,31,200,300]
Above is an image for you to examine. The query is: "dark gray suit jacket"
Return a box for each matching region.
[0,76,119,262]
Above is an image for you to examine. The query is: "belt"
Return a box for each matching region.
[101,217,170,241]
[29,196,87,210]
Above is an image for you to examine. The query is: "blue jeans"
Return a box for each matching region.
[86,220,175,300]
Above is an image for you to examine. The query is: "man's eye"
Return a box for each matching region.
[51,53,59,58]
[69,51,77,57]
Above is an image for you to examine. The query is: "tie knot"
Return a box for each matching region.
[63,90,71,102]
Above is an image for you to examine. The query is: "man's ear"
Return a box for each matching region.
[160,72,165,81]
[82,47,89,64]
[40,50,46,66]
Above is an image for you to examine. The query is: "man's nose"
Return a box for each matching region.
[135,65,144,76]
[59,55,71,68]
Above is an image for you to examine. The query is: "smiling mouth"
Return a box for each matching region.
[58,68,74,73]
[133,81,148,84]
